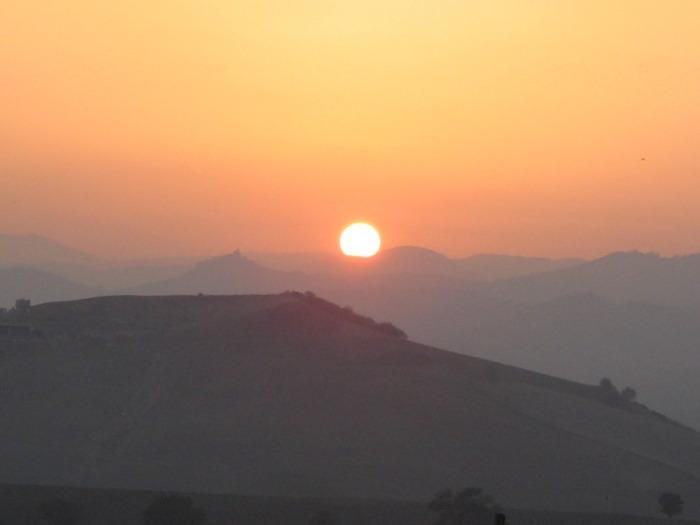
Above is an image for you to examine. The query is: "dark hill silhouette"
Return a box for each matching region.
[3,295,700,518]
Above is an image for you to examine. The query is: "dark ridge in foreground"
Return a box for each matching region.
[2,294,700,519]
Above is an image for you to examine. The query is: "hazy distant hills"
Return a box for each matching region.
[480,251,700,307]
[3,294,700,519]
[0,267,102,309]
[129,251,311,295]
[0,234,102,267]
[0,234,204,290]
[246,246,584,280]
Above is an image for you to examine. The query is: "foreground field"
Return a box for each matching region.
[0,483,697,525]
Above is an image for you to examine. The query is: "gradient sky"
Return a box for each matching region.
[2,1,700,259]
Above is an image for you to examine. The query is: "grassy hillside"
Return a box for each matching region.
[2,294,700,518]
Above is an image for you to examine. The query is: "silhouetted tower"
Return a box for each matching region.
[494,513,506,525]
[15,299,30,313]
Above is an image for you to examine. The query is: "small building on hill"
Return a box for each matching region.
[15,299,31,313]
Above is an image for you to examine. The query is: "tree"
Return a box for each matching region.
[142,495,207,525]
[599,378,615,390]
[620,386,637,402]
[40,499,79,525]
[659,492,683,519]
[428,488,497,525]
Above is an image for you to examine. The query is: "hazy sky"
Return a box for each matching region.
[2,1,700,259]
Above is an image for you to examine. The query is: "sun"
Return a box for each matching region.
[340,223,381,257]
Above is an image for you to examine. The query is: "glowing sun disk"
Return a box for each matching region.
[340,223,381,257]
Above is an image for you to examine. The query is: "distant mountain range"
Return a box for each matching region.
[481,251,700,307]
[7,234,700,430]
[0,234,101,267]
[0,267,103,308]
[3,294,700,518]
[0,235,205,291]
[117,249,700,429]
[246,246,584,280]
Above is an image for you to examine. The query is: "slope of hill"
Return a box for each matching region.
[454,254,584,280]
[2,294,700,518]
[482,251,700,307]
[40,260,203,290]
[0,267,103,308]
[0,234,205,289]
[110,249,700,432]
[129,251,310,295]
[0,234,101,267]
[315,285,700,430]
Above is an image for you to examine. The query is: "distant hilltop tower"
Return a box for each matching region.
[15,299,31,313]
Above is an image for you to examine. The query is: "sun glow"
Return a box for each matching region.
[340,223,381,257]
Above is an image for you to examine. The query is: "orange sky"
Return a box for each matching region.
[1,1,700,259]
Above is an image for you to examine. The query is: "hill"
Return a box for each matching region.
[313,285,700,429]
[246,247,584,280]
[0,234,205,290]
[129,251,310,295]
[453,253,584,281]
[12,249,700,431]
[2,294,700,519]
[0,267,102,309]
[0,234,101,267]
[481,251,700,307]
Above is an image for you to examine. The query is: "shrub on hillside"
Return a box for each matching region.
[598,378,637,407]
[659,492,683,519]
[283,291,408,339]
[428,487,500,525]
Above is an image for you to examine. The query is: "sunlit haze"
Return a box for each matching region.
[2,1,700,259]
